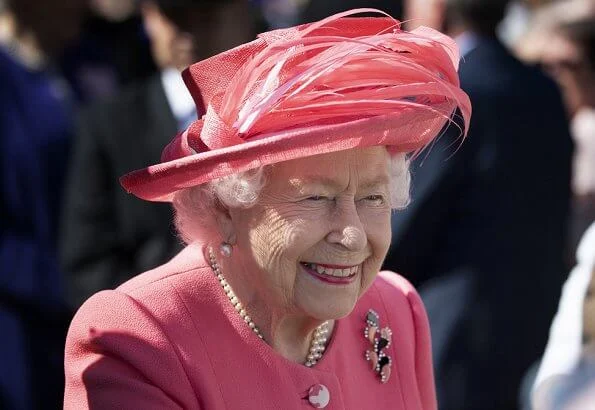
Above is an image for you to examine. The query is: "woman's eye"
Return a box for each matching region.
[307,195,329,201]
[364,195,386,204]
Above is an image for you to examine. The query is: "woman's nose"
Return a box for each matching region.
[326,202,367,251]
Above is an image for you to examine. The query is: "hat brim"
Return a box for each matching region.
[120,106,453,202]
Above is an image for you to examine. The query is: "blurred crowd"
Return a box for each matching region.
[0,0,594,409]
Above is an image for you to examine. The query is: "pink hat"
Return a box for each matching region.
[120,9,471,202]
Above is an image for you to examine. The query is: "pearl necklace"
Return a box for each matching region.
[207,248,330,367]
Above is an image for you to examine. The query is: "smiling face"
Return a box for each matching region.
[224,146,393,321]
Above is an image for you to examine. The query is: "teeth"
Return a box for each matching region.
[304,263,359,277]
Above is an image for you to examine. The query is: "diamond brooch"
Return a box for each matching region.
[364,309,393,384]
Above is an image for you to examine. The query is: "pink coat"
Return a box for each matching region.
[64,243,437,409]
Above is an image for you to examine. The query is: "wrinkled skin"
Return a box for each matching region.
[217,147,393,333]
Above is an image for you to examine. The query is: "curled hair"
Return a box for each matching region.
[172,153,410,244]
[172,167,267,245]
[388,153,411,210]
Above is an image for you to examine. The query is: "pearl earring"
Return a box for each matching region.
[219,242,232,257]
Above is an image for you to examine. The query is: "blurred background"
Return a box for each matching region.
[0,0,593,409]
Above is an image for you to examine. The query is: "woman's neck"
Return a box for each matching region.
[217,254,334,364]
[253,308,335,365]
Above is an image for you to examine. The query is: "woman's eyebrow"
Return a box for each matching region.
[359,176,390,190]
[289,175,389,191]
[289,176,344,191]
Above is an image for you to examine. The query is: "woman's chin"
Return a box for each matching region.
[298,304,356,322]
[292,263,365,319]
[294,290,360,321]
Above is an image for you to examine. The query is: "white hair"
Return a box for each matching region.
[172,153,411,244]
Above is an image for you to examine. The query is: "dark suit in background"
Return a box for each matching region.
[384,37,573,410]
[60,75,182,308]
[60,0,257,310]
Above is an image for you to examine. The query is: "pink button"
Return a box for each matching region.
[308,384,330,408]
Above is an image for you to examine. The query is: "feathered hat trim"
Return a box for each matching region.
[121,8,471,201]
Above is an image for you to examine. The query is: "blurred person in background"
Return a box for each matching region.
[60,0,157,102]
[535,350,595,410]
[383,0,573,409]
[552,365,595,410]
[531,220,595,410]
[259,0,307,29]
[537,8,595,256]
[0,0,86,408]
[524,9,595,409]
[257,0,403,30]
[299,0,403,25]
[498,0,557,47]
[90,0,137,21]
[517,1,595,254]
[60,0,257,310]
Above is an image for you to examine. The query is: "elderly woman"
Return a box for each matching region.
[64,9,470,409]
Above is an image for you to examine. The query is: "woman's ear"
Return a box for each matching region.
[212,198,237,245]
